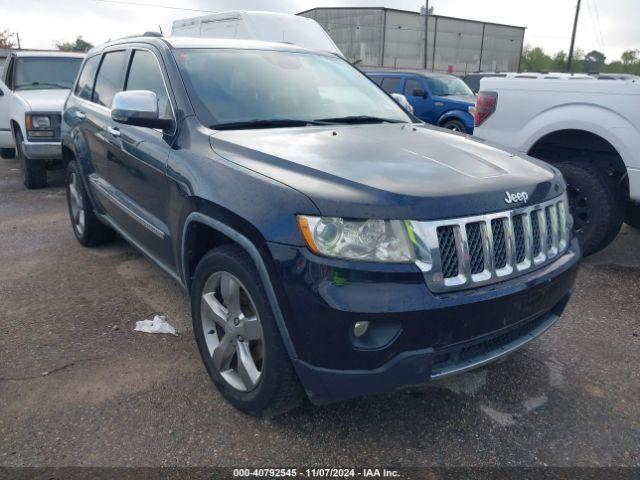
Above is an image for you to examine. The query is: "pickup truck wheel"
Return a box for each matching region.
[192,245,304,416]
[557,161,624,256]
[1,148,15,159]
[66,161,116,246]
[15,130,47,189]
[626,203,640,229]
[441,119,467,133]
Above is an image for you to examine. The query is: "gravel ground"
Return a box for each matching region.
[0,157,639,468]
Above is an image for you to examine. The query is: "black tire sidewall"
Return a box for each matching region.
[558,161,623,255]
[16,130,46,189]
[442,119,466,133]
[191,246,294,414]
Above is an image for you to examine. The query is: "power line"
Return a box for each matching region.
[91,0,217,13]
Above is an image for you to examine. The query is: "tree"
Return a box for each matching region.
[620,49,639,72]
[521,45,552,72]
[56,36,93,52]
[584,50,606,72]
[0,29,16,49]
[551,51,567,72]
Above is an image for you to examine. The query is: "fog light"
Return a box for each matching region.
[353,321,370,337]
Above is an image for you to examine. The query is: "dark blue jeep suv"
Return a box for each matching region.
[62,36,580,415]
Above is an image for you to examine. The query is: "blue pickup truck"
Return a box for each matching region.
[367,71,477,134]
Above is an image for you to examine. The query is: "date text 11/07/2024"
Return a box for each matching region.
[232,468,400,477]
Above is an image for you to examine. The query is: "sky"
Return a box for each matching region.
[0,0,636,61]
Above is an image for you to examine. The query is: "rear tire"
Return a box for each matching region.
[441,119,467,133]
[1,148,15,159]
[66,161,116,247]
[191,244,304,416]
[556,161,624,255]
[626,203,640,229]
[15,130,47,189]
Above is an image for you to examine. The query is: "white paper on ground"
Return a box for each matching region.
[134,314,178,336]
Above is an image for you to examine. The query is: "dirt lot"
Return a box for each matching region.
[1,157,639,468]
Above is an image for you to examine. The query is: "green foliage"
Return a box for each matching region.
[0,28,16,49]
[521,45,640,75]
[56,36,94,53]
[521,45,552,72]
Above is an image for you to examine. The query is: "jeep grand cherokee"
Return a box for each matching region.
[61,37,580,415]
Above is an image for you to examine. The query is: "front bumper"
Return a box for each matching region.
[268,238,580,405]
[21,141,62,160]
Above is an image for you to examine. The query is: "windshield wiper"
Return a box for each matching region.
[313,115,406,125]
[15,82,69,90]
[210,119,330,130]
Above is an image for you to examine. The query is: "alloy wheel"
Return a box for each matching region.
[200,271,265,392]
[68,171,86,236]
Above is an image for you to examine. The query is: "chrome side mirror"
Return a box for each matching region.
[111,90,171,129]
[390,93,414,114]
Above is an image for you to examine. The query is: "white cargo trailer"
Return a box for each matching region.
[171,11,343,57]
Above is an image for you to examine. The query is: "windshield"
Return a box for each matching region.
[175,49,411,129]
[425,75,474,97]
[14,57,82,91]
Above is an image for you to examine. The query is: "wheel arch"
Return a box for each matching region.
[180,209,299,360]
[528,128,629,203]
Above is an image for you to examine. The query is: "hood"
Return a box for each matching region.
[435,94,476,106]
[15,89,70,112]
[210,124,564,219]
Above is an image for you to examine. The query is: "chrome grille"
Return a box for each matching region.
[408,194,571,293]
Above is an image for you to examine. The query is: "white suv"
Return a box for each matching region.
[474,74,640,255]
[0,51,83,188]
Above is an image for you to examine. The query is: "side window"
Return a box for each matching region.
[404,78,424,97]
[370,76,383,86]
[74,55,101,101]
[93,50,127,108]
[380,77,401,94]
[125,50,171,118]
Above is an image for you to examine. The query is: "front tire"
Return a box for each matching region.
[557,161,624,255]
[191,244,304,416]
[66,161,116,246]
[15,130,47,189]
[441,119,467,133]
[0,148,15,159]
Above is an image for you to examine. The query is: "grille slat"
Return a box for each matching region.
[466,222,485,275]
[512,215,526,264]
[417,196,570,293]
[531,211,542,257]
[437,226,459,278]
[491,218,508,269]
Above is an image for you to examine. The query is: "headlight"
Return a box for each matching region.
[297,216,415,263]
[27,114,51,130]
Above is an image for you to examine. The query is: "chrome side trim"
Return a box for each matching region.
[89,176,165,239]
[409,194,571,293]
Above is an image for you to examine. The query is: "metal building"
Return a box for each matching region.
[298,7,525,75]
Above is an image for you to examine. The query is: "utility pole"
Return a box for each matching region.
[422,0,429,70]
[16,32,21,50]
[567,0,581,73]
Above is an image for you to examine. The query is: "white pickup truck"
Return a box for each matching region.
[473,74,640,255]
[0,51,83,188]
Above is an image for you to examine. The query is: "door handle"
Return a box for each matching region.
[107,127,121,138]
[75,111,86,119]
